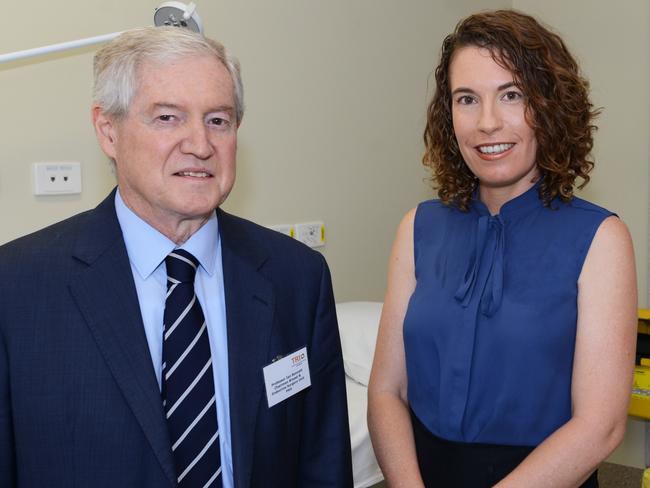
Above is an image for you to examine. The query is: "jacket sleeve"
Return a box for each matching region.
[298,255,353,487]
[0,324,16,486]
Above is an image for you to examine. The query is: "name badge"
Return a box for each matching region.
[263,346,311,408]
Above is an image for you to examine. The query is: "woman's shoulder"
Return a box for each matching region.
[558,195,615,218]
[417,198,453,210]
[543,196,616,237]
[414,198,474,231]
[415,198,464,218]
[417,198,445,209]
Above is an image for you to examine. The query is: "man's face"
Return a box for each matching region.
[95,55,238,238]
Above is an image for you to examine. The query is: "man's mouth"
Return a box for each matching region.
[175,171,212,177]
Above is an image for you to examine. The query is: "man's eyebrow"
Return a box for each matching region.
[206,105,235,114]
[151,103,235,113]
[151,102,182,111]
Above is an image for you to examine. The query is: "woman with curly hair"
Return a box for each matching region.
[368,10,637,487]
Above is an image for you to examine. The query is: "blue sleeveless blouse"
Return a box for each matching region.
[403,184,613,446]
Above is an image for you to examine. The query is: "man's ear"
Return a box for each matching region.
[92,105,118,159]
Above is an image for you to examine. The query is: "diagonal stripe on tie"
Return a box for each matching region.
[172,397,217,451]
[203,468,222,488]
[162,249,222,487]
[177,431,219,482]
[166,321,208,380]
[165,295,198,340]
[166,358,212,418]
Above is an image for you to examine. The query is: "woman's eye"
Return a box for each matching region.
[456,95,476,105]
[503,91,523,102]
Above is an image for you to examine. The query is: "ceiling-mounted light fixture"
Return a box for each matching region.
[0,2,203,65]
[154,1,203,33]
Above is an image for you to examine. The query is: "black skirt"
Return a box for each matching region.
[410,410,598,487]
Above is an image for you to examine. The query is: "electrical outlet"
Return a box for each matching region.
[269,224,295,238]
[295,221,325,248]
[33,162,82,195]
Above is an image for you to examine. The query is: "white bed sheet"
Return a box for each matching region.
[346,375,384,487]
[337,301,384,487]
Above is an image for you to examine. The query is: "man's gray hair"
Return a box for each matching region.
[93,26,244,123]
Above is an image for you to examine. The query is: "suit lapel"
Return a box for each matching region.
[67,191,176,487]
[218,210,274,488]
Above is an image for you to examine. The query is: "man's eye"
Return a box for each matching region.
[209,117,230,126]
[157,114,175,122]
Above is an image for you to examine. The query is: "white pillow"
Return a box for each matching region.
[336,301,383,386]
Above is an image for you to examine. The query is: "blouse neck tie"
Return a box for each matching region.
[454,214,505,317]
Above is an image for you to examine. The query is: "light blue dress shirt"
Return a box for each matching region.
[115,190,233,487]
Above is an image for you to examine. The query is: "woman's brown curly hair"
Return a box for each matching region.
[423,9,600,210]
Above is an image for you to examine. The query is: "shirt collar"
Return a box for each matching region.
[471,179,542,220]
[114,189,220,279]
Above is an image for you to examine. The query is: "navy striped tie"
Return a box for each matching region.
[162,249,222,487]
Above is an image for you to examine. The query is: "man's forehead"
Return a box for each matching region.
[131,56,235,106]
[137,54,229,80]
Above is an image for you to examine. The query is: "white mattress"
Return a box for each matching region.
[337,302,384,487]
[346,377,384,487]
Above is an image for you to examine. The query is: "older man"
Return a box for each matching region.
[0,27,352,487]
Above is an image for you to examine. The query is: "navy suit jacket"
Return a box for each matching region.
[0,190,353,487]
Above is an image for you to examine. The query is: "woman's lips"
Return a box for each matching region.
[475,143,515,160]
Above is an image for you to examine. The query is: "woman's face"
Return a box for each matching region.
[450,45,539,199]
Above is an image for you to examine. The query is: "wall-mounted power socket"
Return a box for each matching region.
[295,221,325,248]
[266,221,326,248]
[269,224,295,238]
[33,162,82,195]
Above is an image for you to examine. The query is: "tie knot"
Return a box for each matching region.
[165,249,199,284]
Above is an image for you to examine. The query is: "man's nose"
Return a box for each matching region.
[180,121,215,159]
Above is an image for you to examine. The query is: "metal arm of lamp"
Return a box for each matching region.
[0,1,203,65]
